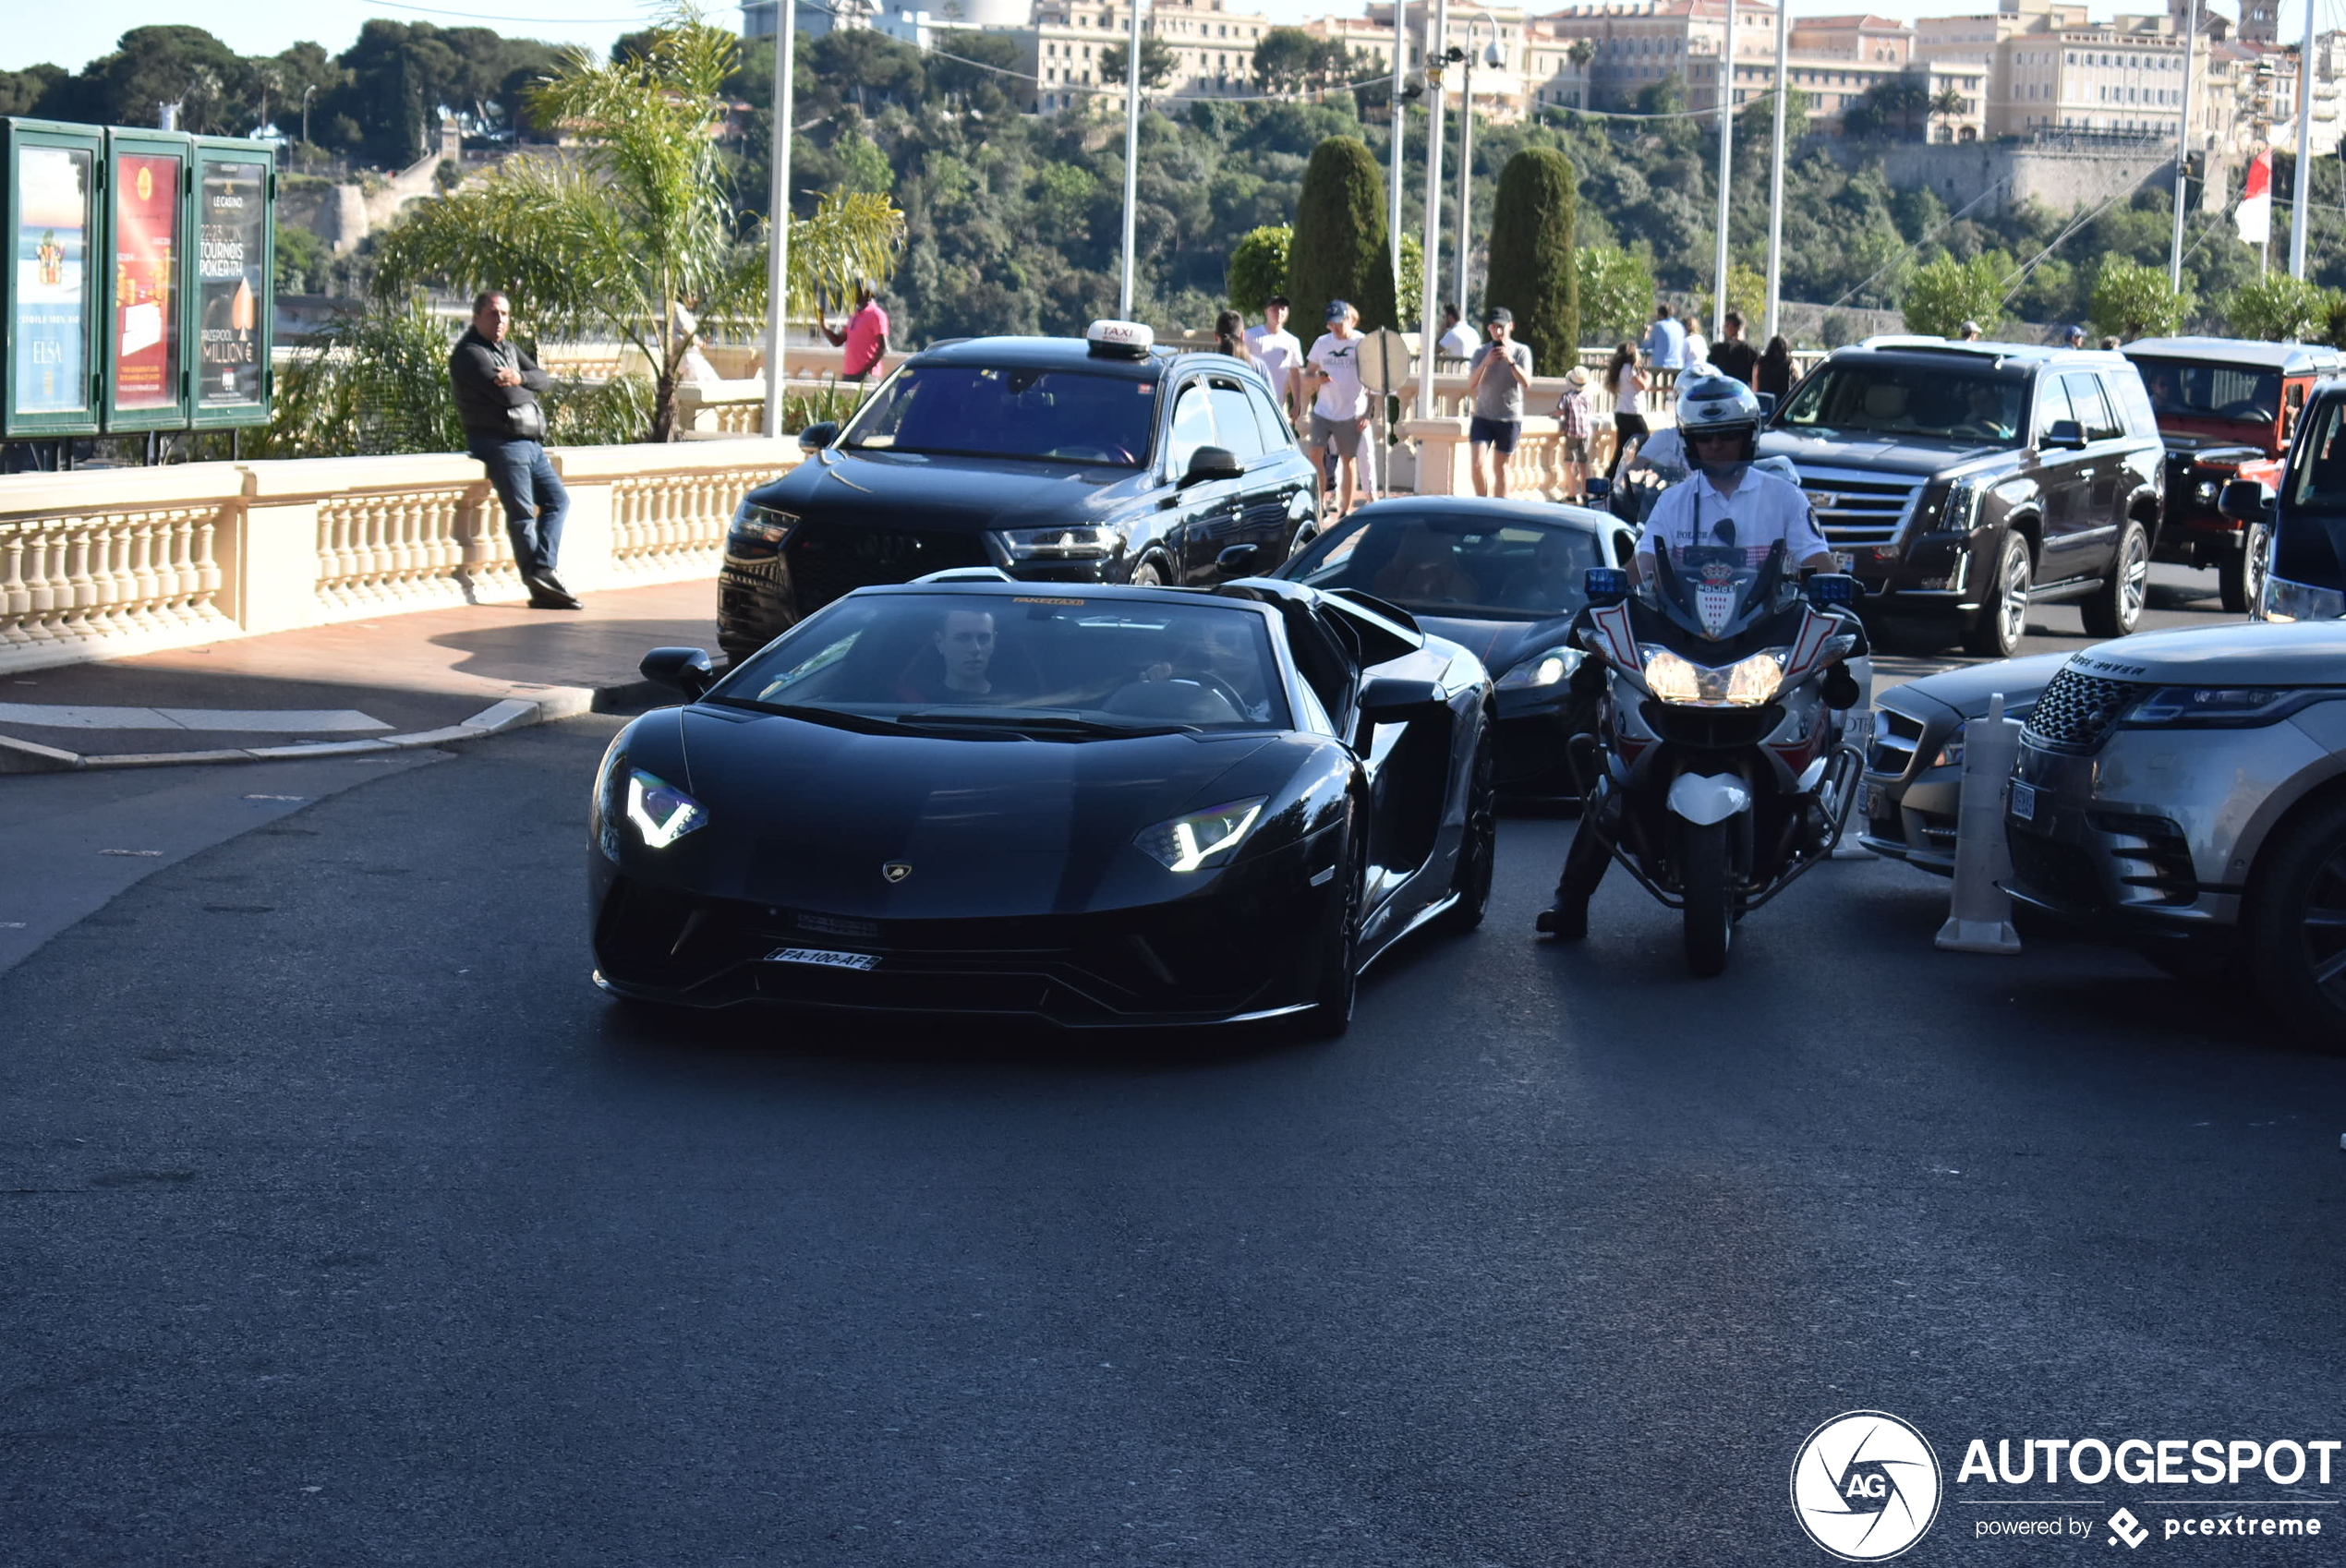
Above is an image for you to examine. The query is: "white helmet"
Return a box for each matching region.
[1675,374,1764,482]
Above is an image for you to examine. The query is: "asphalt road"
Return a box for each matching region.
[4,686,2341,1565]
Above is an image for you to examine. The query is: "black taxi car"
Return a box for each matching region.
[1757,337,2166,658]
[716,320,1324,664]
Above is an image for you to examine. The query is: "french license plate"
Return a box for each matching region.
[766,947,879,971]
[2009,780,2038,824]
[1853,779,1874,818]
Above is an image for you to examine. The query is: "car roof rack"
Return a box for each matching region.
[912,566,1016,585]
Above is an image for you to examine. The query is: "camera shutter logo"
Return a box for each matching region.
[1790,1410,1942,1561]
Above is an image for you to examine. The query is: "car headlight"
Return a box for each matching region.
[1495,647,1583,690]
[1940,476,1987,532]
[1639,645,1785,707]
[727,501,799,559]
[2121,686,2329,729]
[2259,574,2346,623]
[994,525,1119,562]
[1932,723,1965,770]
[626,769,709,849]
[2195,478,2219,502]
[1134,797,1266,872]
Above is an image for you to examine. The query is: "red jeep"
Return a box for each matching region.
[2122,336,2340,612]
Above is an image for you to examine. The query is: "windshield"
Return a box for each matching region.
[2128,357,2282,426]
[1285,513,1604,620]
[1779,362,2028,444]
[715,591,1290,732]
[1644,541,1797,643]
[838,365,1155,466]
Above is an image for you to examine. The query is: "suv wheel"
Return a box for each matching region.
[1129,557,1168,588]
[1963,532,2033,657]
[2219,521,2271,616]
[2247,794,2346,1051]
[2081,521,2149,637]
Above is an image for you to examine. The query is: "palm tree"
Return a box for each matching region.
[1566,38,1596,109]
[1929,86,1967,141]
[374,5,904,441]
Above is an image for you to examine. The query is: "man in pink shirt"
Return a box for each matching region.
[822,280,890,381]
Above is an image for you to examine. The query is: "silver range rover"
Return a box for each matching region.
[2005,621,2346,1043]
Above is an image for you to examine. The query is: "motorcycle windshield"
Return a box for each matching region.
[1646,540,1792,643]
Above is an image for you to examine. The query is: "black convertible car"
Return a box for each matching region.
[590,574,1497,1035]
[1277,498,1636,796]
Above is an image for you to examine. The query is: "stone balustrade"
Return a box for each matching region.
[0,440,805,675]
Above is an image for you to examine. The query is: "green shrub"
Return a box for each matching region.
[1900,254,2005,338]
[2088,258,2189,342]
[1227,224,1291,316]
[1483,146,1578,375]
[2224,272,2332,343]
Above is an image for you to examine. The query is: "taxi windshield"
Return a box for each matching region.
[713,592,1290,733]
[1780,363,2028,445]
[839,366,1155,467]
[1286,512,1603,620]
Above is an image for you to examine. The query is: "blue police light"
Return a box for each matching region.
[1808,572,1858,606]
[1584,566,1629,607]
[1583,476,1612,500]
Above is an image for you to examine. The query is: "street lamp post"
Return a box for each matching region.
[2169,0,2198,288]
[762,0,798,440]
[1415,0,1450,421]
[301,85,316,172]
[1452,17,1504,320]
[1388,0,1408,305]
[1711,0,1735,342]
[1119,0,1145,317]
[1763,0,1788,343]
[2291,0,2315,279]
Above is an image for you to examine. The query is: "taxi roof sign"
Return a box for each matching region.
[1086,319,1154,356]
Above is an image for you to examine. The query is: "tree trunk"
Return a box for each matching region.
[652,370,678,443]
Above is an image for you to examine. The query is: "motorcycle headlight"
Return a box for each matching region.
[2121,685,2327,729]
[1639,645,1785,707]
[727,501,799,559]
[1134,797,1266,873]
[994,525,1119,562]
[626,769,709,849]
[1495,646,1583,690]
[2259,574,2346,623]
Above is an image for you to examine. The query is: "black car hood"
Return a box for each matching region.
[1883,652,2069,722]
[751,448,1146,531]
[1413,613,1572,676]
[676,707,1284,917]
[1759,431,2015,477]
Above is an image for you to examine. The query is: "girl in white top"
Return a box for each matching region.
[1604,342,1650,481]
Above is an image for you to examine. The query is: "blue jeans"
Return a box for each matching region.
[468,435,568,578]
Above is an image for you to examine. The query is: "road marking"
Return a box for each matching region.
[0,703,393,733]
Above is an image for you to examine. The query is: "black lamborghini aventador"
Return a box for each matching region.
[589,574,1497,1035]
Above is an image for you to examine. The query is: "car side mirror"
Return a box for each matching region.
[1755,392,1778,418]
[2042,418,2086,450]
[1584,565,1630,607]
[640,646,716,699]
[1180,445,1246,487]
[1357,676,1447,724]
[1215,543,1261,574]
[797,420,839,452]
[2219,478,2276,523]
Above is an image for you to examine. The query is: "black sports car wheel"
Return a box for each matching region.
[1681,819,1732,978]
[1300,814,1364,1039]
[2247,796,2346,1050]
[2219,521,2271,616]
[1437,714,1496,934]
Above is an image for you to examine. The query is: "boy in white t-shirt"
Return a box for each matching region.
[1242,296,1303,421]
[1302,298,1372,517]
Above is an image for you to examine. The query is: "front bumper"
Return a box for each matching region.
[1493,687,1593,795]
[1857,764,1960,874]
[589,857,1339,1029]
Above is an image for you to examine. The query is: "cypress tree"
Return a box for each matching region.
[1286,137,1397,334]
[1484,147,1579,376]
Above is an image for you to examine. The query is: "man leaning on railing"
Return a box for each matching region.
[450,289,578,610]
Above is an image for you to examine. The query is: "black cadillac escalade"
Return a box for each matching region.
[1756,338,2167,657]
[716,321,1324,665]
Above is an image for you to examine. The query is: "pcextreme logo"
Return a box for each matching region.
[1791,1410,1945,1562]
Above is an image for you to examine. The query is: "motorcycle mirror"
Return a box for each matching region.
[1584,566,1629,607]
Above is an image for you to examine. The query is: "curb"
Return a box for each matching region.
[0,679,665,775]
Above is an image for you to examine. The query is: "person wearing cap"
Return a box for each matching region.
[1959,320,1983,342]
[1465,306,1535,499]
[820,279,890,384]
[1243,296,1303,421]
[1303,299,1372,517]
[1555,363,1595,501]
[2062,324,2087,349]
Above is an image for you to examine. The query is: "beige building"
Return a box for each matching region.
[1305,4,1592,123]
[1915,0,2213,141]
[1021,0,1276,112]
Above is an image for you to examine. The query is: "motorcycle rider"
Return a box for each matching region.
[1539,375,1856,939]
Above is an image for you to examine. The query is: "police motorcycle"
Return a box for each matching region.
[1563,380,1869,977]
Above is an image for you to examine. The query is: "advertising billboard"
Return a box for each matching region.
[191,140,273,428]
[108,141,187,425]
[4,120,103,437]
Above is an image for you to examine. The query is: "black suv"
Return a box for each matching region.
[1757,338,2166,657]
[716,322,1323,664]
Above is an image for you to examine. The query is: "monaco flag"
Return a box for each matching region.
[2238,148,2274,245]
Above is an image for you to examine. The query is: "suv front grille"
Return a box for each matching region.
[785,524,992,614]
[2023,668,2144,752]
[1785,464,1926,549]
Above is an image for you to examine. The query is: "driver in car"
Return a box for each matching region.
[1498,531,1584,612]
[898,607,1013,703]
[1373,528,1480,604]
[1141,619,1267,718]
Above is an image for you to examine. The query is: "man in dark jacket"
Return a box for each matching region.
[450,290,577,609]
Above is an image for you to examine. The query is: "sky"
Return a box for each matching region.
[0,0,2298,73]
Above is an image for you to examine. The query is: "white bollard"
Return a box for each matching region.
[1831,656,1878,859]
[1935,692,2024,954]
